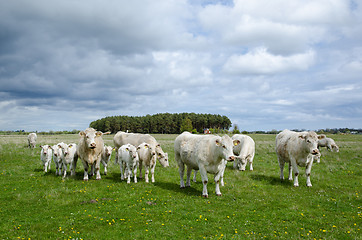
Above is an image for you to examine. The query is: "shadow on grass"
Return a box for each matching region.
[250,173,293,187]
[154,181,201,196]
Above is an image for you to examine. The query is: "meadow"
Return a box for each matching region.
[0,133,360,239]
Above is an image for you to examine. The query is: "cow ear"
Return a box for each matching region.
[79,131,85,136]
[39,145,43,148]
[299,135,306,140]
[156,143,161,147]
[215,139,221,146]
[233,140,240,146]
[104,131,111,135]
[96,131,103,137]
[318,135,325,139]
[126,148,129,152]
[48,146,52,149]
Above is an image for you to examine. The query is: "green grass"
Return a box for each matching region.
[0,134,361,239]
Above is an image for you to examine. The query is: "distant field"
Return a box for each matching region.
[0,133,360,239]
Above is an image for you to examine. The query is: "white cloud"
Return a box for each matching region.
[223,47,315,74]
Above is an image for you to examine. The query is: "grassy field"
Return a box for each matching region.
[0,133,360,239]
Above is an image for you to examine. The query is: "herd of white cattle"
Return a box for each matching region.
[28,128,339,197]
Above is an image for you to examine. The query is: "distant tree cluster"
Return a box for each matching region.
[89,113,232,134]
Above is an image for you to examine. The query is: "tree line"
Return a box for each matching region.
[89,113,232,134]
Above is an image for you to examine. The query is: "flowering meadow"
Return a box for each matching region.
[0,133,360,239]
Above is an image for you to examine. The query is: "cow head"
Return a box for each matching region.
[156,144,169,167]
[104,146,113,157]
[126,144,138,160]
[80,128,103,149]
[299,131,321,155]
[234,155,248,171]
[216,135,240,162]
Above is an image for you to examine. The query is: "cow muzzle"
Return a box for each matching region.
[227,156,235,162]
[311,149,319,155]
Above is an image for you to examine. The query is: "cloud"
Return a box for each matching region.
[223,47,315,75]
[0,0,361,131]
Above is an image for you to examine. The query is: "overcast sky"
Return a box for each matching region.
[1,0,361,132]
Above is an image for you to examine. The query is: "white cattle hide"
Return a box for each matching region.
[113,131,169,167]
[118,144,139,184]
[174,132,240,197]
[137,142,157,183]
[276,129,323,187]
[28,133,37,148]
[40,145,52,172]
[232,134,255,171]
[61,143,77,178]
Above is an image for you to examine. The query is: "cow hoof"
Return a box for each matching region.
[294,184,299,187]
[307,184,312,187]
[202,195,209,198]
[180,186,185,189]
[83,179,88,182]
[216,193,222,196]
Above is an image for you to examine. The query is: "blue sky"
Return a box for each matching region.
[0,0,361,132]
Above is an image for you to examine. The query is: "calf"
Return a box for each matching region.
[232,134,255,171]
[318,135,339,153]
[276,129,323,187]
[52,142,67,175]
[28,133,37,148]
[137,142,157,183]
[174,132,240,197]
[118,144,139,184]
[61,143,77,178]
[40,145,52,172]
[101,145,113,175]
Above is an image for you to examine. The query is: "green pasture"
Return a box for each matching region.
[0,134,360,239]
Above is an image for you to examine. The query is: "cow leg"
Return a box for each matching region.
[305,157,314,187]
[120,162,125,181]
[139,162,143,179]
[199,166,209,198]
[288,163,293,181]
[186,166,193,187]
[290,159,300,187]
[150,164,156,183]
[214,173,222,196]
[178,163,186,188]
[95,160,101,180]
[249,156,254,171]
[279,159,285,181]
[102,160,108,175]
[193,170,197,183]
[133,165,138,183]
[115,150,119,164]
[126,163,131,184]
[71,155,77,176]
[63,164,67,178]
[145,166,149,183]
[82,161,89,181]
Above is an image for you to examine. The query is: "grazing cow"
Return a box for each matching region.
[61,143,77,178]
[28,133,37,148]
[40,145,52,172]
[113,131,169,167]
[118,144,139,184]
[232,134,255,171]
[101,145,113,175]
[137,142,157,183]
[318,135,339,153]
[275,129,323,187]
[174,132,240,197]
[77,128,107,181]
[52,142,67,175]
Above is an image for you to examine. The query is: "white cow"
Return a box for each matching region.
[232,134,255,171]
[52,142,67,175]
[113,131,169,167]
[174,132,240,197]
[28,133,37,148]
[40,145,52,172]
[318,135,339,153]
[118,144,139,184]
[101,145,113,175]
[61,143,77,178]
[276,129,323,187]
[77,128,107,181]
[137,142,157,183]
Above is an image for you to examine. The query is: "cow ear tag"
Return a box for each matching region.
[69,145,72,148]
[126,148,129,152]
